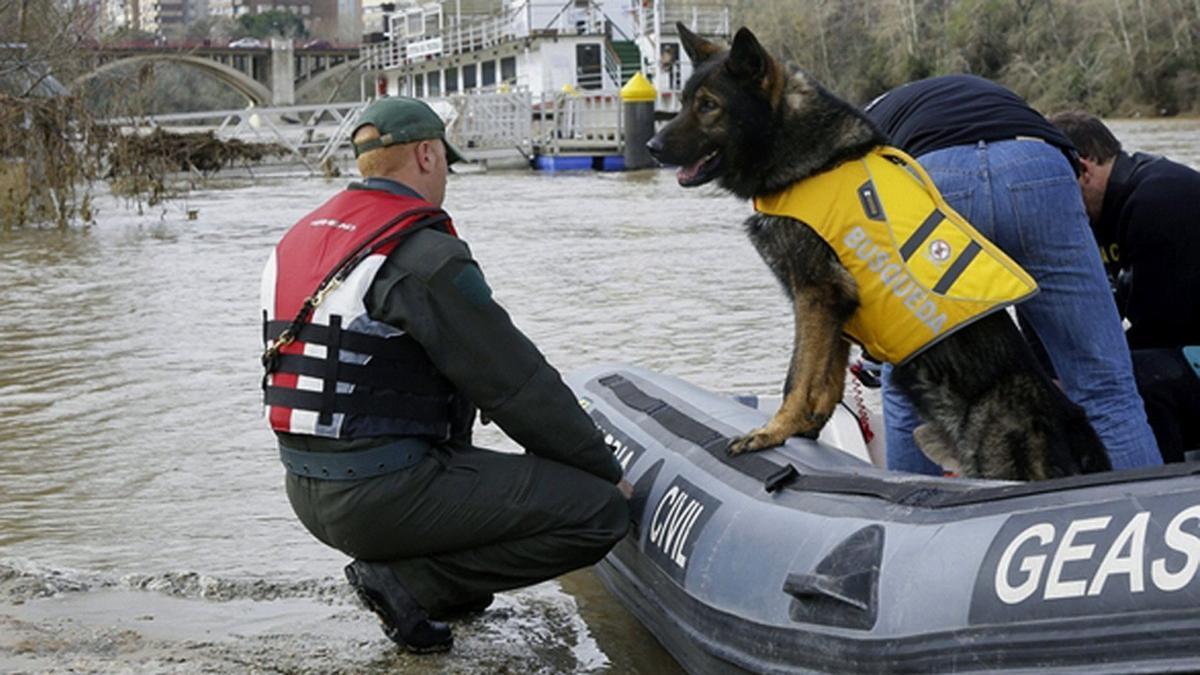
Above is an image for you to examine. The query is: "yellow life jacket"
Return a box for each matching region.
[753,146,1037,365]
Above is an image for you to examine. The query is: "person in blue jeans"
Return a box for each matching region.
[864,75,1161,473]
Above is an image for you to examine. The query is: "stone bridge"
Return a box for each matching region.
[74,40,361,106]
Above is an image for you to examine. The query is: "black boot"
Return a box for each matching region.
[344,561,454,653]
[429,593,494,621]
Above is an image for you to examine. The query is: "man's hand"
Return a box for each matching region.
[617,479,633,500]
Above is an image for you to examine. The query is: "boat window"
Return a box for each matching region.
[661,42,681,90]
[501,56,516,84]
[428,70,441,96]
[405,10,422,37]
[482,60,496,87]
[576,43,601,90]
[445,67,458,93]
[463,63,477,90]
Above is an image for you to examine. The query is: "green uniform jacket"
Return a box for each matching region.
[279,181,622,485]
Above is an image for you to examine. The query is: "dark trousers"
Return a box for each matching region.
[1131,348,1200,463]
[286,442,629,615]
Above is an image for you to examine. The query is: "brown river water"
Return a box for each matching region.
[0,119,1196,673]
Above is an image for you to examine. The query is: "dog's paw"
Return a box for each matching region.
[728,427,786,456]
[793,410,828,439]
[794,427,821,440]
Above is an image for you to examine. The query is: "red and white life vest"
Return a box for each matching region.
[260,188,458,439]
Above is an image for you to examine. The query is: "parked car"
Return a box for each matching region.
[229,37,266,48]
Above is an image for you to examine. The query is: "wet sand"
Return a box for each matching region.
[0,562,681,674]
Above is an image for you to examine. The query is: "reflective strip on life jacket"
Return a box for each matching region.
[754,146,1038,365]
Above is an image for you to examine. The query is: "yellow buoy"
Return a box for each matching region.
[620,72,657,103]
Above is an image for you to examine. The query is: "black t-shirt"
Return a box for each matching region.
[864,74,1077,166]
[1099,151,1200,349]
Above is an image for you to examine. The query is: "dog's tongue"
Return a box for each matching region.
[676,159,703,184]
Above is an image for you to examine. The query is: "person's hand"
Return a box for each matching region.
[617,479,633,500]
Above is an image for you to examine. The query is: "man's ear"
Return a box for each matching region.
[677,22,722,65]
[1077,156,1099,186]
[415,140,436,173]
[726,27,771,84]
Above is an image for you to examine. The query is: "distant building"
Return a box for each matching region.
[99,0,202,37]
[163,0,189,31]
[208,0,359,41]
[362,0,500,45]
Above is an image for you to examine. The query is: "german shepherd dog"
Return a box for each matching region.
[647,25,1111,481]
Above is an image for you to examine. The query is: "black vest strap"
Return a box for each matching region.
[264,320,431,363]
[319,315,343,426]
[272,353,452,395]
[264,385,451,422]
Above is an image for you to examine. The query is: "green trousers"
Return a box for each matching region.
[286,442,629,615]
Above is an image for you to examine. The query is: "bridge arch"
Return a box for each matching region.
[295,60,363,102]
[73,54,272,106]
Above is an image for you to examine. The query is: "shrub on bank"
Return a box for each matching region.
[1,95,288,228]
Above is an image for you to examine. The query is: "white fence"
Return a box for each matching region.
[533,91,623,155]
[445,90,534,159]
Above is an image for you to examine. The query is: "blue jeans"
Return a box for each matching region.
[883,140,1162,473]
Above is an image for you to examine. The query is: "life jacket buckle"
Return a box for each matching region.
[309,277,343,309]
[261,331,295,373]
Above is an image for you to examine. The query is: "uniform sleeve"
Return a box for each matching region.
[368,231,623,484]
[1117,181,1197,349]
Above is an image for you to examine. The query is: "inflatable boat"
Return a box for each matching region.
[566,364,1200,674]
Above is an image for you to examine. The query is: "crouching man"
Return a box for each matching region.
[259,97,630,653]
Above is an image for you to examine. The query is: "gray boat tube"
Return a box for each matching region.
[567,363,1200,674]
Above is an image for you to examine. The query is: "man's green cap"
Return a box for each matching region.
[352,97,465,164]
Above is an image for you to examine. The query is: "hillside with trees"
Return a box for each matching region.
[735,0,1200,116]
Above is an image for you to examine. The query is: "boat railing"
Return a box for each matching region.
[442,89,534,159]
[534,90,623,155]
[577,67,606,92]
[603,41,622,90]
[431,88,624,158]
[361,8,614,71]
[440,15,513,60]
[603,40,641,90]
[660,6,731,36]
[361,13,516,70]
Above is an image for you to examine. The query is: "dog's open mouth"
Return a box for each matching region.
[676,149,722,187]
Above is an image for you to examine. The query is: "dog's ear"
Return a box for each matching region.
[677,22,722,65]
[726,27,772,85]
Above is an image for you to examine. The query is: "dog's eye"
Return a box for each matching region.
[697,98,719,113]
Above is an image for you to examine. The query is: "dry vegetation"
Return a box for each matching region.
[735,0,1200,115]
[1,0,292,228]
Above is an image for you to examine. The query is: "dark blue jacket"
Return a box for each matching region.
[1099,151,1200,349]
